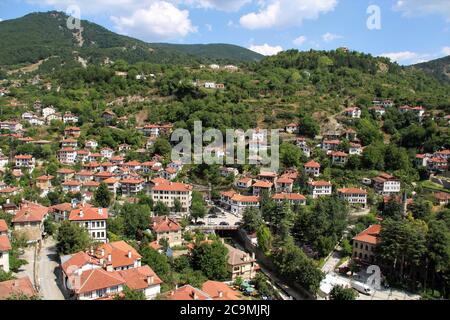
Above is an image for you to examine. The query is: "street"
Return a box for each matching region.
[37,238,66,300]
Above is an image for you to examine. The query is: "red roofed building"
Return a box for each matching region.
[236,177,252,189]
[12,201,49,242]
[166,284,211,300]
[338,188,367,207]
[150,181,193,213]
[36,175,54,192]
[0,234,11,272]
[0,219,8,236]
[0,277,37,300]
[14,154,35,170]
[330,151,348,165]
[57,168,75,181]
[202,281,242,300]
[352,224,381,264]
[307,180,332,198]
[69,206,108,243]
[272,193,306,206]
[252,180,273,196]
[64,126,81,137]
[304,160,321,177]
[120,178,145,196]
[62,180,81,193]
[150,217,182,247]
[275,176,294,193]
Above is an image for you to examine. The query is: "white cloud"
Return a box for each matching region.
[394,0,450,21]
[379,51,436,65]
[322,32,342,42]
[0,18,3,22]
[240,0,338,29]
[249,44,283,56]
[442,46,450,55]
[293,35,307,46]
[183,0,250,12]
[111,1,197,41]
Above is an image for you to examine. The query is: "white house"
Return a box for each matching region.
[42,106,56,118]
[85,140,98,149]
[58,147,78,165]
[304,160,321,177]
[372,173,401,195]
[308,180,332,198]
[344,107,361,119]
[69,206,108,243]
[338,188,367,207]
[14,155,35,170]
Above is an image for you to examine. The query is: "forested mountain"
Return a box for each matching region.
[413,55,450,83]
[0,11,263,68]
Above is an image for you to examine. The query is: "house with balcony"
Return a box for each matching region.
[69,205,108,243]
[338,188,368,207]
[307,180,332,198]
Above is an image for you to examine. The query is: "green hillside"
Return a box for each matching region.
[413,55,450,83]
[0,11,263,69]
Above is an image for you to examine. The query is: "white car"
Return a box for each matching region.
[351,281,372,295]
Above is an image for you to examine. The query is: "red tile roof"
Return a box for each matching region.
[166,285,211,300]
[0,235,12,251]
[304,160,321,168]
[69,206,108,221]
[308,180,332,187]
[74,268,125,295]
[152,182,192,192]
[353,224,381,245]
[118,265,162,290]
[12,202,48,223]
[94,241,141,269]
[0,277,37,299]
[338,187,367,195]
[0,219,9,233]
[151,216,181,233]
[252,180,273,188]
[202,281,241,300]
[272,193,306,201]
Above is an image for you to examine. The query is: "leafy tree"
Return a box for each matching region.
[114,286,146,300]
[190,191,206,223]
[153,202,170,216]
[242,207,263,232]
[256,224,273,255]
[140,246,172,283]
[192,240,229,281]
[118,203,151,239]
[330,285,357,300]
[94,183,112,208]
[0,270,15,282]
[56,221,92,255]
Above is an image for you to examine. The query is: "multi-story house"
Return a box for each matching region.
[150,216,183,247]
[275,176,294,193]
[0,220,11,272]
[12,202,49,243]
[63,112,79,124]
[224,244,258,281]
[296,137,311,158]
[36,175,54,193]
[252,180,273,196]
[14,154,35,170]
[285,123,299,134]
[304,160,321,177]
[58,147,78,164]
[307,180,332,198]
[322,139,340,151]
[236,177,252,189]
[372,172,401,195]
[62,180,82,193]
[338,188,368,207]
[69,206,108,243]
[343,107,361,118]
[330,151,348,165]
[100,148,114,159]
[349,143,363,155]
[61,138,78,148]
[120,178,145,196]
[85,140,98,149]
[352,224,381,265]
[150,180,193,213]
[272,193,306,206]
[64,126,81,138]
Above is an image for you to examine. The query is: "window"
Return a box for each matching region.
[96,288,107,297]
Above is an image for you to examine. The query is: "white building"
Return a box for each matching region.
[344,107,361,119]
[304,160,321,177]
[338,188,368,207]
[372,173,401,195]
[0,234,11,272]
[58,147,78,164]
[69,206,108,243]
[308,181,332,198]
[150,180,193,213]
[14,155,35,170]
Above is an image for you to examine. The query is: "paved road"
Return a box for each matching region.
[321,251,341,274]
[37,238,66,300]
[15,246,36,286]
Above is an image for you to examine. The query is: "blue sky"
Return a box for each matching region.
[0,0,449,65]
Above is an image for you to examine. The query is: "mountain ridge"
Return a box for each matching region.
[0,11,263,69]
[412,55,450,83]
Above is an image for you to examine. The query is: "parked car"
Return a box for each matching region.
[219,221,230,226]
[351,281,372,295]
[209,214,218,219]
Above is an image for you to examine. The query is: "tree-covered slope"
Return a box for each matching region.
[413,55,450,83]
[0,11,263,68]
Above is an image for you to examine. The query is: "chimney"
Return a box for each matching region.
[98,208,103,215]
[101,248,105,257]
[90,247,94,256]
[218,291,223,298]
[127,250,132,258]
[147,276,154,285]
[193,291,199,300]
[79,209,84,217]
[6,198,10,204]
[76,268,82,277]
[108,253,112,262]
